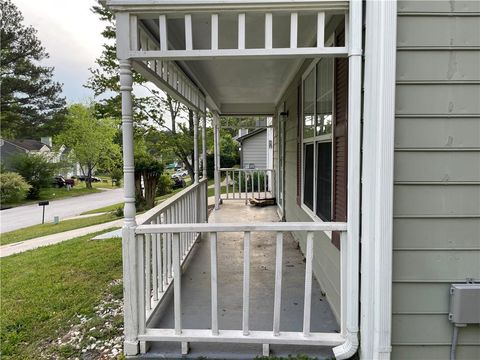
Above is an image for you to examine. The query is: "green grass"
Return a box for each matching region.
[0,231,123,359]
[2,176,122,209]
[0,213,120,246]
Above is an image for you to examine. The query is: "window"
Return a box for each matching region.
[302,58,334,221]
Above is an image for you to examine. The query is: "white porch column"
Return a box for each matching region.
[119,59,139,356]
[194,111,199,183]
[213,112,221,210]
[333,0,362,359]
[202,112,207,179]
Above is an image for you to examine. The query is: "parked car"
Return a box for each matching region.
[73,175,101,182]
[173,169,188,177]
[52,176,66,188]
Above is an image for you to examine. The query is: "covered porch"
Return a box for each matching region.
[110,0,362,358]
[145,201,339,359]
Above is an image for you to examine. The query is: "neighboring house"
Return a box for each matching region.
[106,1,480,359]
[236,128,273,170]
[0,137,81,176]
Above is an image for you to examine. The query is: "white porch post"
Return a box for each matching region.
[213,112,221,210]
[194,111,199,184]
[119,59,139,356]
[202,113,207,179]
[333,0,362,359]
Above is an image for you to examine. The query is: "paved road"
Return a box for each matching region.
[0,188,124,233]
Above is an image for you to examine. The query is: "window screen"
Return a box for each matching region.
[316,142,332,220]
[303,143,314,210]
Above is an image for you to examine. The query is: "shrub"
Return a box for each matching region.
[0,172,31,204]
[11,153,57,199]
[235,171,266,192]
[156,173,173,196]
[114,206,124,217]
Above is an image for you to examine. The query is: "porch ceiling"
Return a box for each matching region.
[139,11,335,115]
[181,58,298,115]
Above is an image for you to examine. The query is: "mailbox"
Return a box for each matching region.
[38,201,49,206]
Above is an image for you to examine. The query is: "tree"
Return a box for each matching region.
[0,0,66,138]
[56,104,120,188]
[86,4,199,180]
[0,172,31,204]
[10,153,57,199]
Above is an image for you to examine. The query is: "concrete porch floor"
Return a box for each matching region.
[144,201,340,359]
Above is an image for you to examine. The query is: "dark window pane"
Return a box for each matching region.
[316,142,332,220]
[303,144,314,210]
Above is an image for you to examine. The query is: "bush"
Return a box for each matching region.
[114,206,124,217]
[206,153,239,179]
[235,171,266,192]
[11,153,57,199]
[156,173,173,196]
[0,172,31,204]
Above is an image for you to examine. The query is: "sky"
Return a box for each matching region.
[14,0,106,103]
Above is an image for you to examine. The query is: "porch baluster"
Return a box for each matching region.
[210,232,219,335]
[273,232,283,336]
[243,231,251,335]
[172,233,182,335]
[138,235,146,334]
[145,233,152,311]
[152,227,158,302]
[303,231,314,336]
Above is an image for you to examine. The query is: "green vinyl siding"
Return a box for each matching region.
[392,1,480,358]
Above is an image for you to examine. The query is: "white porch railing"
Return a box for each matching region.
[134,221,351,356]
[219,168,275,204]
[133,179,208,332]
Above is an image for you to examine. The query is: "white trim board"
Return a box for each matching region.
[360,0,397,359]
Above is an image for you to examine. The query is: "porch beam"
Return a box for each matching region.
[105,0,349,13]
[128,47,348,60]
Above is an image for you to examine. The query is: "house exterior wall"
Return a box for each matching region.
[392,1,480,359]
[275,58,342,321]
[241,131,268,169]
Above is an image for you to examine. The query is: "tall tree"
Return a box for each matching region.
[56,104,120,188]
[0,0,66,139]
[86,4,201,181]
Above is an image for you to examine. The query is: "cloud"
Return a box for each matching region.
[14,0,105,102]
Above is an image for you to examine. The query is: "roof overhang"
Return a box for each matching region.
[110,1,349,115]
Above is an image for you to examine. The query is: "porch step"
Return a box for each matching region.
[131,341,335,359]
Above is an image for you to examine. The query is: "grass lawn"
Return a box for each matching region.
[0,231,123,359]
[1,176,122,209]
[0,213,120,246]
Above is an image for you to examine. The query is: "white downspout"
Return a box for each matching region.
[332,0,362,358]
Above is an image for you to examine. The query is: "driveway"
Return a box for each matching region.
[0,188,124,233]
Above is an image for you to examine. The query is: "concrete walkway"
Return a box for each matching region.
[0,219,123,258]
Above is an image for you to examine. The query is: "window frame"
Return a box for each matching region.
[300,34,336,229]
